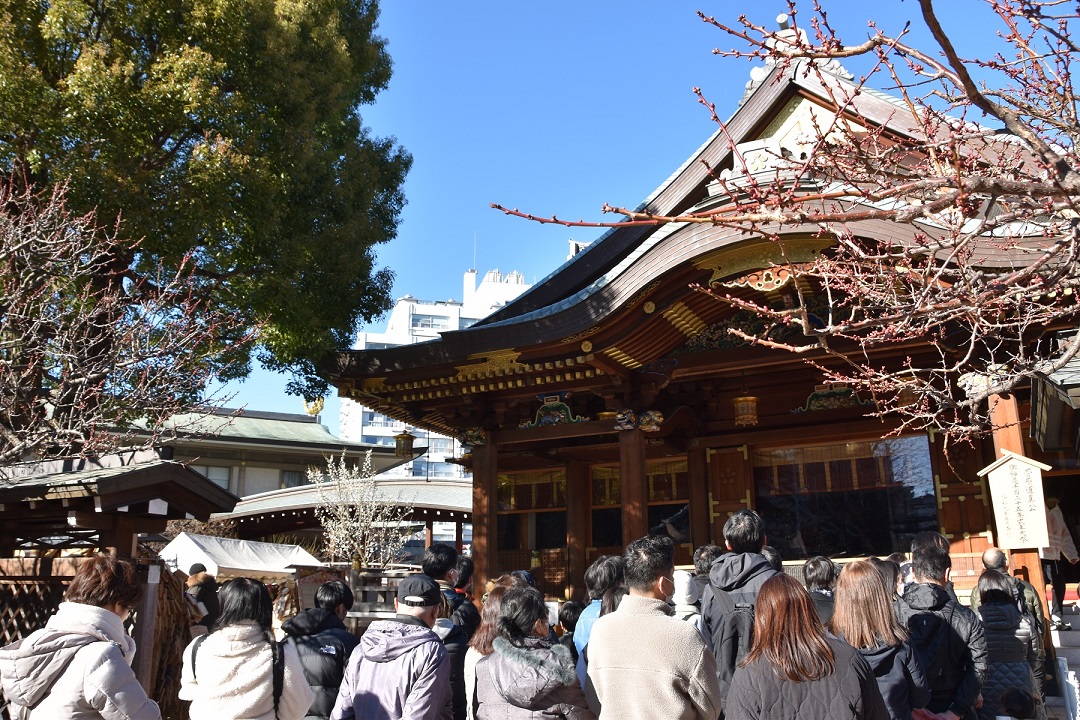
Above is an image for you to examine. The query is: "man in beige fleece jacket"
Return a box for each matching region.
[586,535,723,720]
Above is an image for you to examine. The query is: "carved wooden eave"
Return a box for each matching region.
[348,351,606,406]
[326,61,1055,439]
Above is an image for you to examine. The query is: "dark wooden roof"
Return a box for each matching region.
[0,449,239,550]
[328,62,1057,437]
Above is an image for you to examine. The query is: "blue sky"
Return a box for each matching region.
[221,0,1001,433]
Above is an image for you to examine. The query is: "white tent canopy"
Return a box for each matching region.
[160,532,323,580]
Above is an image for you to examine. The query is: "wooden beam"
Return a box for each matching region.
[492,419,619,447]
[653,405,698,439]
[103,515,138,557]
[585,353,633,384]
[687,446,710,549]
[66,512,167,535]
[698,418,904,448]
[988,393,1049,659]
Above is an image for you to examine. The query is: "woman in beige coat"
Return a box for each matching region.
[0,554,161,719]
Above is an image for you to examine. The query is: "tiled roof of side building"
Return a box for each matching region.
[218,478,472,519]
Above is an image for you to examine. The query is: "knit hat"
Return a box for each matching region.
[188,563,207,575]
[397,573,442,607]
[671,569,699,605]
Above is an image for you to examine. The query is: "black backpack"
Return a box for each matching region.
[907,603,957,685]
[710,589,756,692]
[191,633,284,718]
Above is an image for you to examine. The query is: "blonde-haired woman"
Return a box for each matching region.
[830,560,930,720]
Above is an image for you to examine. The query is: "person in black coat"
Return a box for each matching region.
[804,556,837,625]
[974,570,1045,720]
[186,563,220,629]
[424,543,482,640]
[895,546,987,720]
[281,580,360,720]
[434,594,470,720]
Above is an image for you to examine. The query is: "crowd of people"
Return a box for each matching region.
[0,510,1069,720]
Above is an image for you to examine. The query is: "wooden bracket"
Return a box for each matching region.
[708,493,722,523]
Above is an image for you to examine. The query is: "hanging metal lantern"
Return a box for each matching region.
[733,372,759,427]
[394,430,416,458]
[733,395,759,426]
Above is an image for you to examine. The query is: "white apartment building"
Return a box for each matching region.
[340,269,532,482]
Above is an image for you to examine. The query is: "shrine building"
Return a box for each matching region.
[326,58,1080,600]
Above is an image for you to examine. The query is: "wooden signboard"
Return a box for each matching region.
[296,568,345,610]
[978,450,1051,550]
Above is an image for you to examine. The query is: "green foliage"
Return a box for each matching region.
[0,0,410,397]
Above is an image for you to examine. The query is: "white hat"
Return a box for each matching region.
[671,569,699,605]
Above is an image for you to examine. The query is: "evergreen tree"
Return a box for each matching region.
[0,0,411,399]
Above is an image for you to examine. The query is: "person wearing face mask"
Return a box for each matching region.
[424,543,481,641]
[584,535,723,720]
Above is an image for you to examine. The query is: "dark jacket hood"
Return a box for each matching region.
[978,602,1022,631]
[360,619,440,663]
[487,636,577,707]
[710,552,776,592]
[901,582,952,612]
[858,640,903,666]
[281,606,345,637]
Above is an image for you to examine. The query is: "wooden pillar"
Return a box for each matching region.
[424,519,434,548]
[566,461,589,601]
[687,445,710,549]
[103,515,138,558]
[989,393,1048,625]
[131,564,160,693]
[989,392,1024,453]
[0,527,16,557]
[620,429,648,546]
[472,442,498,595]
[455,520,463,553]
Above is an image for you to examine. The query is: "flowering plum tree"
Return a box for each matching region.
[497,0,1080,442]
[0,181,251,462]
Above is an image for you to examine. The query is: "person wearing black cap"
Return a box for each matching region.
[186,562,220,630]
[330,574,453,720]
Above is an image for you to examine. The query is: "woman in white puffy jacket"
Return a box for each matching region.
[0,553,161,719]
[179,577,313,720]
